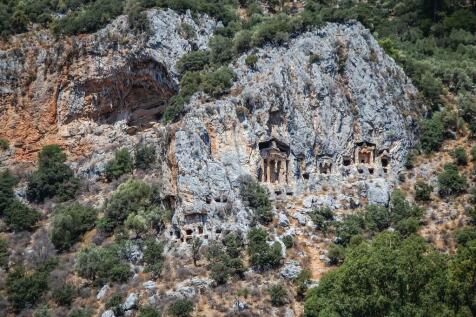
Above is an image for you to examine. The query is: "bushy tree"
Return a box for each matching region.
[104,148,134,181]
[420,114,445,153]
[438,163,467,197]
[268,284,288,306]
[134,143,156,170]
[51,203,97,251]
[414,180,433,202]
[5,199,41,231]
[240,177,273,225]
[75,244,130,284]
[0,236,9,268]
[309,207,333,233]
[176,51,210,74]
[327,243,345,265]
[6,266,48,311]
[168,299,194,317]
[207,236,245,285]
[27,145,79,203]
[452,147,468,166]
[101,179,162,232]
[52,283,76,307]
[138,306,161,317]
[201,67,234,98]
[143,238,164,277]
[247,228,282,270]
[304,233,451,317]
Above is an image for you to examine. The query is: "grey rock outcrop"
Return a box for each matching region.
[280,260,303,279]
[122,292,139,311]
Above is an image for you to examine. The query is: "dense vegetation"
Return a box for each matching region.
[304,231,476,317]
[27,145,79,203]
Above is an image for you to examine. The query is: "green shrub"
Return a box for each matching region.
[282,235,293,249]
[419,114,445,153]
[139,306,161,317]
[34,306,52,317]
[104,148,134,181]
[209,35,234,65]
[233,30,253,53]
[5,199,41,231]
[309,207,333,232]
[364,205,390,233]
[414,180,433,202]
[201,67,234,98]
[335,214,365,245]
[179,71,202,98]
[438,163,467,197]
[240,177,273,225]
[327,243,345,265]
[75,244,130,284]
[168,298,194,317]
[0,237,9,268]
[143,238,164,277]
[27,145,79,203]
[247,227,282,270]
[395,217,420,236]
[6,266,48,311]
[207,238,245,285]
[0,138,9,150]
[389,190,424,224]
[51,203,97,251]
[134,143,156,170]
[452,147,468,166]
[106,292,125,316]
[102,179,159,231]
[268,284,288,307]
[245,54,258,68]
[176,51,210,74]
[163,95,186,124]
[0,169,18,212]
[304,232,452,317]
[52,283,76,306]
[294,268,311,300]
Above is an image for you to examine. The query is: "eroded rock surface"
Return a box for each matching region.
[0,11,423,244]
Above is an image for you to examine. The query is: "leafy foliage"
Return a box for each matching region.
[75,244,130,284]
[247,227,282,271]
[51,203,97,251]
[101,179,163,233]
[207,234,245,285]
[143,238,164,277]
[5,199,41,231]
[104,148,134,181]
[414,180,433,202]
[168,298,194,317]
[240,177,273,225]
[134,143,156,170]
[52,283,77,307]
[27,145,79,203]
[6,266,48,311]
[268,284,288,307]
[438,163,467,196]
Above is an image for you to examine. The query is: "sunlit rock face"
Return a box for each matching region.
[0,11,423,243]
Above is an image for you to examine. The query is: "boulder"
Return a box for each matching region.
[121,293,139,311]
[280,261,302,279]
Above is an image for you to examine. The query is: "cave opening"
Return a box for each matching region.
[81,58,177,129]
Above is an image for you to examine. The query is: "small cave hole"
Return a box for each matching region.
[383,168,388,173]
[198,226,203,234]
[368,168,374,174]
[303,172,310,180]
[215,229,222,234]
[343,158,352,166]
[206,197,212,204]
[185,229,193,235]
[382,158,389,167]
[358,168,364,174]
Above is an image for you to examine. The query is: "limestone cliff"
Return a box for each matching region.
[0,10,423,242]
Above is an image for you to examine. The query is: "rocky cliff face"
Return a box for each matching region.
[0,10,423,243]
